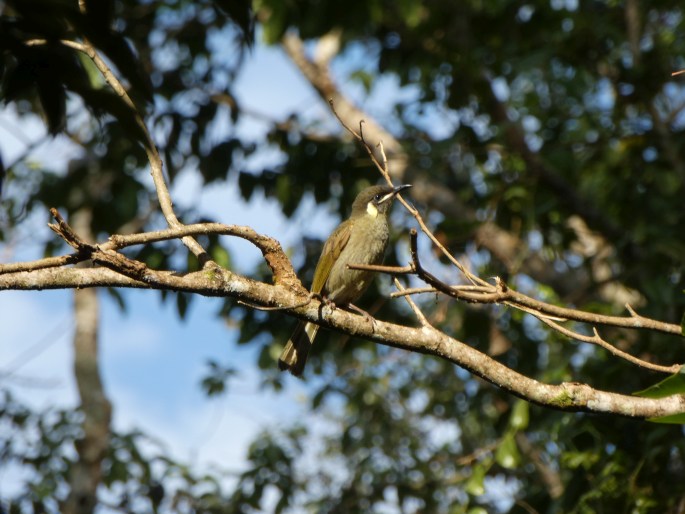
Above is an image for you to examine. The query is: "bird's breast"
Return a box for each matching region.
[324,218,390,305]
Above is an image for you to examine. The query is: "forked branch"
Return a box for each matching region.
[331,101,683,375]
[1,205,684,418]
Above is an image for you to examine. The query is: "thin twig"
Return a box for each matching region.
[534,315,680,374]
[0,254,81,275]
[390,286,439,298]
[347,263,414,274]
[327,100,685,338]
[329,99,485,287]
[393,277,432,328]
[48,208,91,251]
[24,31,208,261]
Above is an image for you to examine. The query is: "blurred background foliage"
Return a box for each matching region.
[2,0,685,512]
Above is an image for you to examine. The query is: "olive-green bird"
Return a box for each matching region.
[278,184,412,376]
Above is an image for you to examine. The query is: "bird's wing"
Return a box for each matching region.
[310,220,352,294]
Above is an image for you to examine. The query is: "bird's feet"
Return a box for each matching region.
[346,303,378,332]
[312,293,338,317]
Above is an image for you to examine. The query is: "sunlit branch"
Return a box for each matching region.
[24,31,208,261]
[328,105,683,374]
[1,205,684,417]
[393,277,433,328]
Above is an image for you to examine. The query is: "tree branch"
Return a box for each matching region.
[327,100,682,373]
[25,30,208,261]
[356,227,682,371]
[281,31,408,179]
[280,30,637,306]
[3,210,301,289]
[1,215,683,419]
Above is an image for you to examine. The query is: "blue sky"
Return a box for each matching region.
[0,32,441,506]
[0,41,326,496]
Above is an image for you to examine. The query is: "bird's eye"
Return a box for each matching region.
[373,193,382,202]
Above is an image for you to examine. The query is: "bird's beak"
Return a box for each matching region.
[378,184,412,204]
[392,184,412,195]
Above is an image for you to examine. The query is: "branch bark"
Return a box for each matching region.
[1,218,683,420]
[7,22,685,419]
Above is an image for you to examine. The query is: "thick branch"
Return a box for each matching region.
[1,255,683,419]
[4,213,301,290]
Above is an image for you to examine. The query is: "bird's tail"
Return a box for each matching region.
[278,322,320,377]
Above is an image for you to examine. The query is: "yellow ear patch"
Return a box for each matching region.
[366,201,378,218]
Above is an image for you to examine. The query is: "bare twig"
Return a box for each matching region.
[393,277,432,328]
[390,286,439,298]
[0,254,81,275]
[390,285,497,298]
[48,208,90,251]
[405,242,682,336]
[24,32,208,261]
[347,263,414,275]
[329,100,486,289]
[328,103,684,338]
[534,315,680,374]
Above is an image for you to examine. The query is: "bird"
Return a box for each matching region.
[278,183,412,376]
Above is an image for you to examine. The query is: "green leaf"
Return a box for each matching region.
[176,292,190,320]
[681,311,685,336]
[398,0,424,27]
[561,450,600,470]
[646,413,685,424]
[200,140,236,183]
[495,433,521,469]
[200,360,237,397]
[465,458,491,496]
[509,400,529,430]
[634,366,685,398]
[105,287,127,313]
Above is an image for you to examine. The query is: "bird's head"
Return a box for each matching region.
[351,184,412,218]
